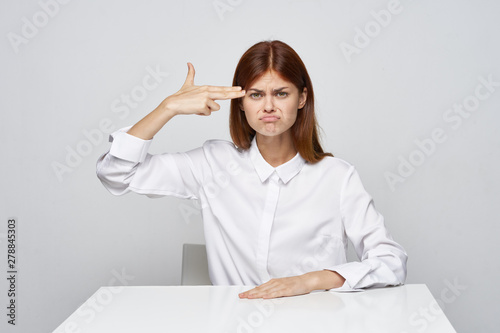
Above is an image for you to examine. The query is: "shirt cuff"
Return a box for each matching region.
[328,281,363,292]
[325,261,374,291]
[108,126,152,163]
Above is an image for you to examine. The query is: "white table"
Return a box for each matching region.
[53,284,456,333]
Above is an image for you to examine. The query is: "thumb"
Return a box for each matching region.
[182,62,195,87]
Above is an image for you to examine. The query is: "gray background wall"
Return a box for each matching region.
[1,0,499,332]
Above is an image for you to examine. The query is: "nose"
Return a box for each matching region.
[263,95,275,113]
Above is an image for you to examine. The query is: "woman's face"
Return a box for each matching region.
[241,70,307,140]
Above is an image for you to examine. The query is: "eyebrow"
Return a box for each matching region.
[248,87,289,93]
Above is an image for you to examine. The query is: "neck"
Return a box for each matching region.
[256,132,297,168]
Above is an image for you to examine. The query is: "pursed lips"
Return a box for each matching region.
[260,115,280,122]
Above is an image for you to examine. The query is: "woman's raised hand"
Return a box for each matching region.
[162,62,245,116]
[127,63,245,140]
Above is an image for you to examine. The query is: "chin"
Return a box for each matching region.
[256,129,290,138]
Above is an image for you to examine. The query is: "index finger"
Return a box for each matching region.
[205,85,243,92]
[209,89,246,100]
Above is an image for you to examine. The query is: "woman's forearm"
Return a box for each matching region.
[127,100,176,140]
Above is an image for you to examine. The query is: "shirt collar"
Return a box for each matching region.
[249,136,306,184]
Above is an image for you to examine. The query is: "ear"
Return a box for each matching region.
[298,87,307,109]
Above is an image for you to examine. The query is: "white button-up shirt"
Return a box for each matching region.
[97,127,407,290]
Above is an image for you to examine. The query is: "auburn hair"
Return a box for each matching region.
[229,40,333,163]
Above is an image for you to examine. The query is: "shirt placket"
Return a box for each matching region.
[256,172,281,283]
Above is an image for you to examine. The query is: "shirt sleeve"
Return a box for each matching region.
[327,166,408,291]
[96,127,205,199]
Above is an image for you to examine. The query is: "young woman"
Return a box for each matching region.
[97,40,407,299]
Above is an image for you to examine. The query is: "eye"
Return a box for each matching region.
[276,91,288,98]
[249,92,262,99]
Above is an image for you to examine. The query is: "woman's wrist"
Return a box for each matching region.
[303,270,346,291]
[158,96,179,118]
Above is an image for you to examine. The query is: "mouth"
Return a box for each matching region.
[260,115,280,122]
